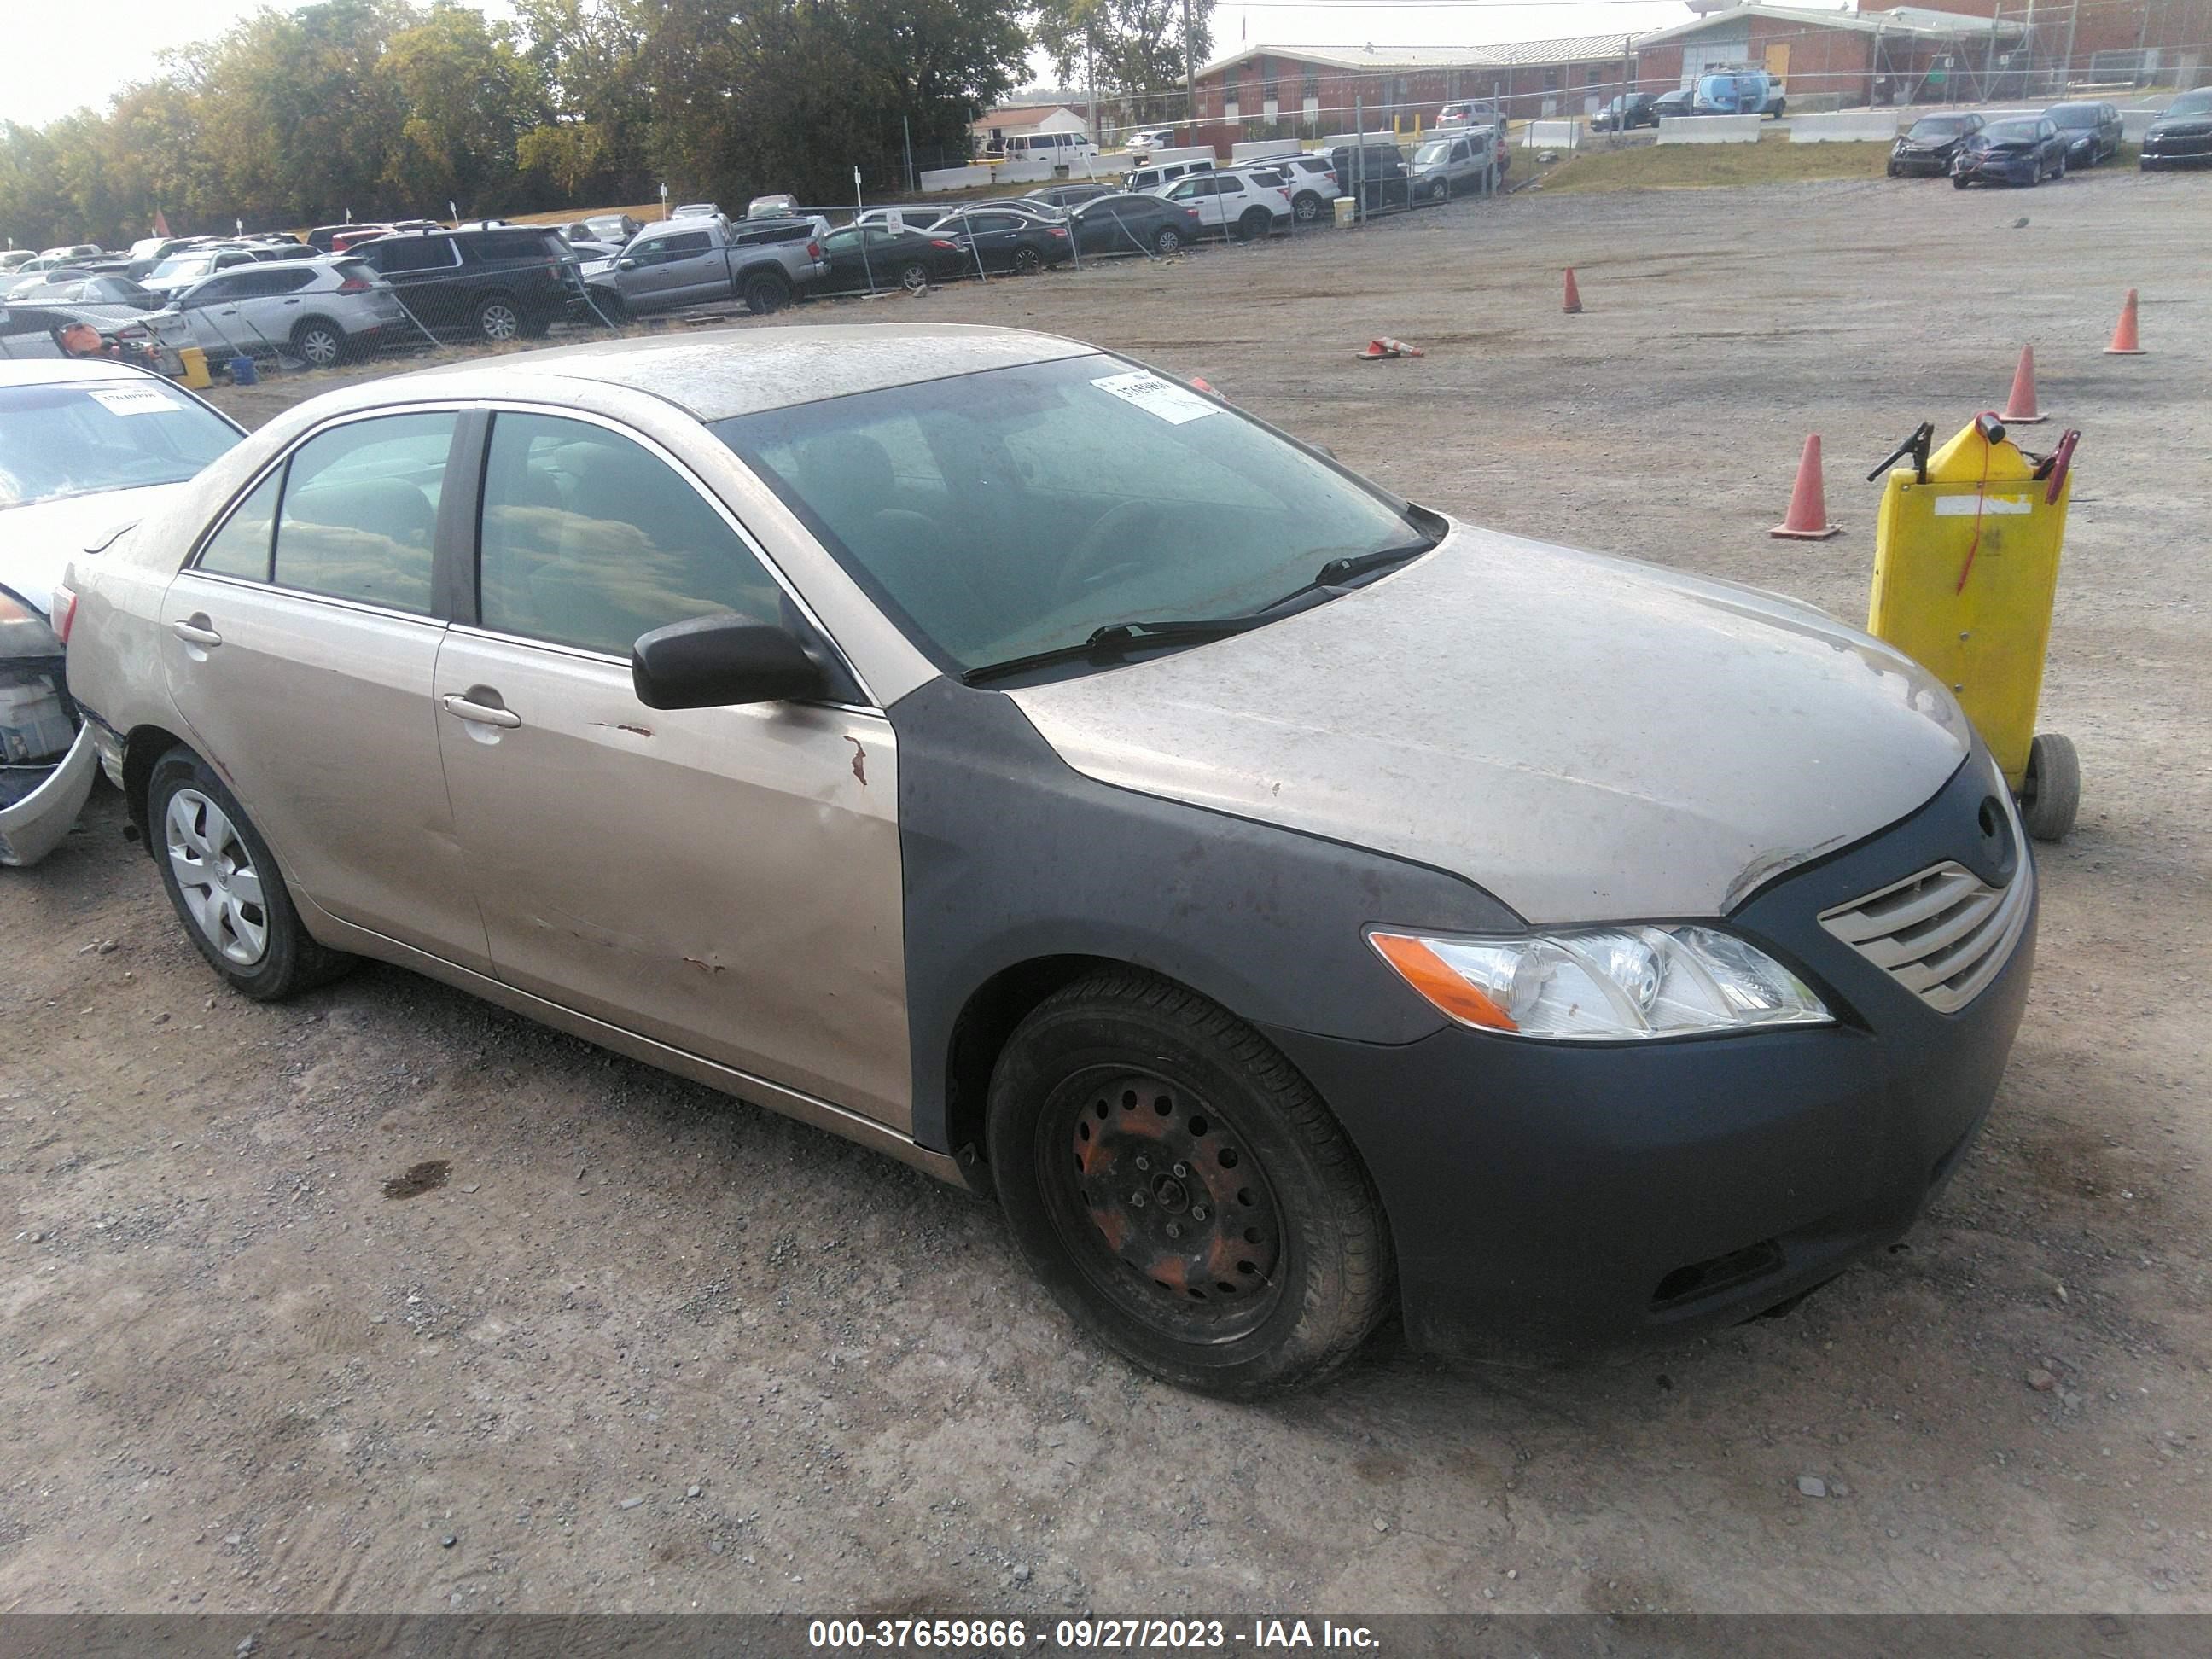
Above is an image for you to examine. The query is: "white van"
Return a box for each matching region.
[1122,158,1214,194]
[996,131,1099,167]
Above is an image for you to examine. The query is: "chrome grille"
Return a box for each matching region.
[1819,857,2033,1014]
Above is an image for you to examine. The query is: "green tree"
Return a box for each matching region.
[380,3,550,213]
[1029,0,1212,130]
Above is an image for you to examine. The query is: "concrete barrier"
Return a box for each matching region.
[919,164,992,192]
[1790,111,1905,143]
[1320,131,1403,150]
[1524,119,1580,150]
[1231,137,1302,162]
[1657,114,1763,145]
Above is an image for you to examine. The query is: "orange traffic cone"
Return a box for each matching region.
[2000,346,2047,424]
[1563,267,1584,314]
[2104,288,2145,355]
[1770,435,1841,541]
[1354,337,1424,360]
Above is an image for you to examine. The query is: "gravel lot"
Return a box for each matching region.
[4,168,2209,1615]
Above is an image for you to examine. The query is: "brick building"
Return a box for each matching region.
[1633,5,2021,108]
[1190,38,1647,135]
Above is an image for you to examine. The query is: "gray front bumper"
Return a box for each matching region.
[0,725,98,867]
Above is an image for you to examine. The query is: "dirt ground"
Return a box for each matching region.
[5,168,2209,1616]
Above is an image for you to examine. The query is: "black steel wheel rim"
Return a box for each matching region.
[1037,1067,1287,1343]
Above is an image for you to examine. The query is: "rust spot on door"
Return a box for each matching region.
[846,736,868,786]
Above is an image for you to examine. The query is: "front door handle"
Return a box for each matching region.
[441,694,521,729]
[171,617,222,647]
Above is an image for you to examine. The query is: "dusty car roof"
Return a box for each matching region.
[378,324,1099,422]
[0,358,160,388]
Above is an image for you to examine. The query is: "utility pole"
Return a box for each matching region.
[1183,0,1195,130]
[2061,0,2081,90]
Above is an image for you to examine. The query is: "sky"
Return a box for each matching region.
[0,0,1733,129]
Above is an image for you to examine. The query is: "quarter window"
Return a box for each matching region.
[475,412,785,658]
[271,412,455,614]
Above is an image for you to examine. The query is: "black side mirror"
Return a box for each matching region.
[632,615,828,709]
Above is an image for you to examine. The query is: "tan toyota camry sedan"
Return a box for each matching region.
[61,327,2034,1394]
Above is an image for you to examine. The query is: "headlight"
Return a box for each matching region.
[1371,925,1831,1041]
[0,589,64,660]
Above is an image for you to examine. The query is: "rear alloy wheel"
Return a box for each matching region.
[1012,245,1045,275]
[474,294,522,342]
[897,260,931,294]
[1153,226,1183,255]
[987,971,1392,1396]
[1293,193,1322,223]
[743,271,791,315]
[148,747,353,1001]
[290,318,344,368]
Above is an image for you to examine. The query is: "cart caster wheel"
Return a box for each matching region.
[2019,732,2080,843]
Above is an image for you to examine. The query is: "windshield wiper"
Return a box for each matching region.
[961,613,1285,685]
[1310,542,1431,590]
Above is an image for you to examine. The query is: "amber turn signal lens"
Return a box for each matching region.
[1370,932,1518,1032]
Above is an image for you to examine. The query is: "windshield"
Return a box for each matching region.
[149,255,214,281]
[2048,105,2098,127]
[716,354,1435,677]
[1415,140,1452,165]
[2168,89,2212,115]
[1983,121,2039,142]
[1908,116,1975,137]
[0,380,240,510]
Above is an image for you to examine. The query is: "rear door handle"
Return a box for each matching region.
[441,694,521,728]
[171,618,222,647]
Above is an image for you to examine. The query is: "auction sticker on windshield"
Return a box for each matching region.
[89,387,183,416]
[1091,370,1217,425]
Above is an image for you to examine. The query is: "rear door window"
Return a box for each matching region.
[372,237,459,274]
[271,412,457,614]
[196,469,285,581]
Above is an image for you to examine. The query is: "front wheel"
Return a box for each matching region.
[896,260,930,294]
[1237,208,1272,242]
[1428,179,1449,204]
[1953,173,1972,189]
[147,747,354,1000]
[588,288,627,326]
[986,972,1393,1397]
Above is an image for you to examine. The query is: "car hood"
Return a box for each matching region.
[2150,116,2212,135]
[1004,522,1971,926]
[0,481,188,615]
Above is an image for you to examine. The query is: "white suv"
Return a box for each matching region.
[161,259,409,368]
[1153,170,1293,240]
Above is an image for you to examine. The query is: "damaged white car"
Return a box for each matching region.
[1,360,242,865]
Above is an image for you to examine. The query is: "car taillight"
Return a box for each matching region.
[50,585,78,645]
[336,276,370,293]
[1048,226,1067,237]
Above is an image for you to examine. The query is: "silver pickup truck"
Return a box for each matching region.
[583,215,827,320]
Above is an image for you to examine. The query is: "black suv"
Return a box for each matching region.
[1328,143,1412,212]
[347,226,584,343]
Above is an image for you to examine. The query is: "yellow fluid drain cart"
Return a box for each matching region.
[1866,412,2081,841]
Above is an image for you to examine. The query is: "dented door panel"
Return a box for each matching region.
[430,627,911,1129]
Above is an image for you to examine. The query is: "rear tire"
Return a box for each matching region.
[1012,245,1045,275]
[896,260,930,294]
[742,271,791,315]
[2020,733,2081,842]
[1153,226,1184,255]
[474,293,522,342]
[1293,192,1323,223]
[289,317,345,369]
[147,747,354,1001]
[986,971,1392,1397]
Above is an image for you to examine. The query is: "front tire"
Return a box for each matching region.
[148,747,353,1001]
[1237,207,1272,242]
[588,288,627,326]
[2020,732,2081,842]
[1428,179,1449,204]
[1953,172,1971,189]
[986,971,1392,1397]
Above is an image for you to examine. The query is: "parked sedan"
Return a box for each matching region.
[0,359,242,866]
[1650,88,1694,120]
[2139,86,2212,170]
[1068,192,1204,256]
[1889,112,1984,177]
[921,209,1074,274]
[66,327,2033,1395]
[2043,101,2122,167]
[8,273,166,310]
[1952,118,2067,187]
[1026,182,1116,210]
[809,224,968,294]
[1592,93,1659,131]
